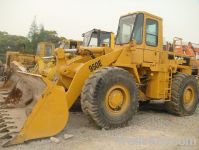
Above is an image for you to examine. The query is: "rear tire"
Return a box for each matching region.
[81,67,138,129]
[165,73,198,116]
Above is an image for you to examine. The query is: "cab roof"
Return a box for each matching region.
[82,29,113,37]
[120,11,162,21]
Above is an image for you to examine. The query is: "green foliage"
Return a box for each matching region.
[0,31,32,62]
[0,31,31,54]
[0,17,67,60]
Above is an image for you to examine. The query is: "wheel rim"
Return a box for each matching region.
[105,85,130,115]
[183,85,195,109]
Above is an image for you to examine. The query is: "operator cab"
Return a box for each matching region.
[60,40,82,49]
[115,12,161,48]
[115,11,162,64]
[36,42,55,57]
[82,29,111,47]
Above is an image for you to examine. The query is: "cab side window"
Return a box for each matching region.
[146,19,158,46]
[132,14,144,44]
[100,33,110,47]
[45,45,52,56]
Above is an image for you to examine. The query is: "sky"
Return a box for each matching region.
[0,0,199,43]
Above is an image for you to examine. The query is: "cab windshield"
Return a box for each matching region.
[83,31,110,47]
[36,44,53,56]
[116,14,137,45]
[83,31,92,46]
[89,32,98,47]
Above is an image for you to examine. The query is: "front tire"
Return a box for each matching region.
[81,67,138,129]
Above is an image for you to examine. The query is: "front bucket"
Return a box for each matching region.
[0,74,69,147]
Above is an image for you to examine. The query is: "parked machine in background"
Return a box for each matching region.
[82,29,114,48]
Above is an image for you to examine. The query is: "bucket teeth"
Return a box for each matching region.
[0,108,28,145]
[0,121,14,128]
[0,121,14,126]
[0,111,18,134]
[0,119,5,123]
[0,110,7,113]
[0,123,6,129]
[0,126,17,133]
[0,105,8,109]
[0,117,12,123]
[0,113,9,117]
[0,132,13,139]
[0,132,18,147]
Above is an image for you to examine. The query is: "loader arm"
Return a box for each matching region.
[63,49,122,108]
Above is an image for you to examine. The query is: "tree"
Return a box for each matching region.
[28,16,39,53]
[38,24,45,42]
[0,31,31,61]
[0,32,30,53]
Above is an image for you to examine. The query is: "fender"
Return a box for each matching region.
[113,63,140,83]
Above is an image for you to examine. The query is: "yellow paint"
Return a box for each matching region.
[183,85,195,109]
[7,11,194,146]
[5,77,69,146]
[105,84,130,115]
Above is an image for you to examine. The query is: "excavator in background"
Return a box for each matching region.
[169,37,199,76]
[0,12,197,147]
[189,43,199,76]
[192,43,199,55]
[173,37,195,56]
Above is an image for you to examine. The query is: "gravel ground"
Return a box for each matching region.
[2,102,199,150]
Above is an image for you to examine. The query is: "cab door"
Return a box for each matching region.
[143,16,160,63]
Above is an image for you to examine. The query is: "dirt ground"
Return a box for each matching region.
[3,102,199,150]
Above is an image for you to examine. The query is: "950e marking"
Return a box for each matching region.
[89,60,102,72]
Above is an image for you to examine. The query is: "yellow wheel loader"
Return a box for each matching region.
[0,11,198,147]
[32,40,82,78]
